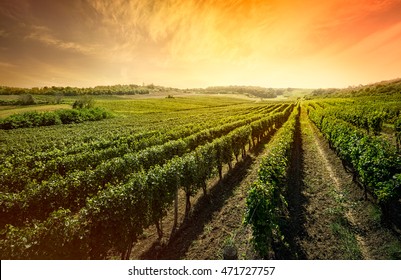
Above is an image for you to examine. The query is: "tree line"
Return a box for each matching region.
[0,84,176,96]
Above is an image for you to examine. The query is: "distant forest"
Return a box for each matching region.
[309,78,401,98]
[203,86,294,98]
[0,84,166,96]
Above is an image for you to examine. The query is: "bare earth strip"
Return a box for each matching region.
[295,107,401,259]
[287,107,353,259]
[305,112,372,259]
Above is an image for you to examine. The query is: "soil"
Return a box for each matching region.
[122,105,401,260]
[281,107,401,259]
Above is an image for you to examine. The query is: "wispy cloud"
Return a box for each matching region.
[0,61,16,68]
[24,25,97,55]
[87,0,281,63]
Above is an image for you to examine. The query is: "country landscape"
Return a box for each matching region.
[0,82,400,259]
[1,0,401,260]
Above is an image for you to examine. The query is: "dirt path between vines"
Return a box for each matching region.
[282,107,401,259]
[306,114,371,259]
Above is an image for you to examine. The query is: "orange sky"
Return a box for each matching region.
[0,0,401,88]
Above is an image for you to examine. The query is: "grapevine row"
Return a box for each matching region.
[0,105,294,228]
[0,105,278,192]
[244,105,299,258]
[0,102,268,158]
[0,104,295,259]
[308,105,401,216]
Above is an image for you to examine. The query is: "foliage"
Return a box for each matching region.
[0,98,295,259]
[17,94,35,105]
[244,106,298,258]
[0,107,112,129]
[308,105,401,204]
[0,108,290,227]
[72,95,95,109]
[309,78,401,99]
[203,86,290,98]
[0,103,278,194]
[245,181,278,254]
[395,118,401,151]
[0,84,154,96]
[0,209,87,259]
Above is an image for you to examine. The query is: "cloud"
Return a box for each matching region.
[86,0,283,64]
[0,61,16,68]
[24,25,97,55]
[86,0,401,67]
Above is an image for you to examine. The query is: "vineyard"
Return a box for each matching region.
[0,89,401,260]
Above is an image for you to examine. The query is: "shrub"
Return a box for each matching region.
[0,108,111,129]
[56,109,83,124]
[72,95,95,109]
[18,94,35,105]
[0,114,27,129]
[41,112,62,126]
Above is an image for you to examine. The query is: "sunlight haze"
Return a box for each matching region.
[1,0,401,88]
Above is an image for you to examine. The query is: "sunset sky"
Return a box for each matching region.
[1,0,401,89]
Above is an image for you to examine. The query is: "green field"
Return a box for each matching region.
[0,85,400,260]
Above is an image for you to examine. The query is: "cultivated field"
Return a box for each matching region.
[0,87,400,259]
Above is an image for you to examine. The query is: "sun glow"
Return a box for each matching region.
[0,0,401,88]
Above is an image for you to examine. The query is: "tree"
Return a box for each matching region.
[18,94,35,105]
[72,95,95,109]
